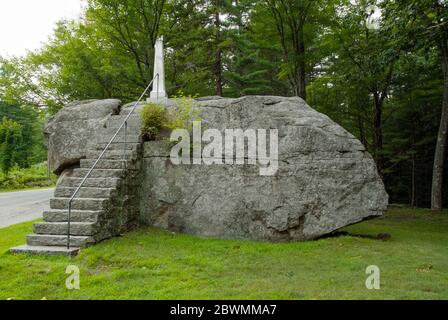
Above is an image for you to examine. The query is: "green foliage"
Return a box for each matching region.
[224,31,274,96]
[140,103,169,139]
[263,0,339,98]
[0,162,56,191]
[382,49,443,207]
[0,102,47,168]
[0,0,166,114]
[140,91,202,140]
[0,117,23,174]
[167,90,201,132]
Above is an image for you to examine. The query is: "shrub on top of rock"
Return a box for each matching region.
[140,103,169,140]
[140,92,202,141]
[167,91,201,132]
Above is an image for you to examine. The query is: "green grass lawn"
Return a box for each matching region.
[0,207,447,300]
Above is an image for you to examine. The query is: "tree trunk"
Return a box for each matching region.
[411,142,416,207]
[431,37,448,210]
[411,153,416,207]
[297,60,306,100]
[296,28,306,100]
[214,10,223,96]
[357,115,367,148]
[411,119,416,207]
[373,93,384,176]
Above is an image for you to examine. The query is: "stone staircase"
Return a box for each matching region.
[11,112,143,256]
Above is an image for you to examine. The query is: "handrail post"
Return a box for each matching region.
[67,201,72,249]
[124,121,127,166]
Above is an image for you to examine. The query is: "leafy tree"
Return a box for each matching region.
[263,0,339,100]
[161,0,217,96]
[329,0,406,175]
[0,117,23,174]
[382,49,443,207]
[161,0,236,96]
[85,0,166,86]
[1,1,167,114]
[0,102,47,168]
[223,1,274,96]
[225,32,273,96]
[0,56,63,113]
[383,0,448,209]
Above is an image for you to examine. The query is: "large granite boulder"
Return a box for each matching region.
[45,99,121,174]
[138,95,388,241]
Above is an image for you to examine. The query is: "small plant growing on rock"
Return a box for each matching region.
[166,91,202,152]
[167,90,201,132]
[140,91,202,142]
[140,103,169,140]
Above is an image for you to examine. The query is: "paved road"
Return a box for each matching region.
[0,188,54,228]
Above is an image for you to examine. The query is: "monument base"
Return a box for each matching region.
[147,89,168,104]
[146,97,174,106]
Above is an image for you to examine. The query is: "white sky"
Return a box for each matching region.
[0,0,84,57]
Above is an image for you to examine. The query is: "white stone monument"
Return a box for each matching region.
[148,36,167,103]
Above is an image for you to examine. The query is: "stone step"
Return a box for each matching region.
[89,142,140,151]
[50,197,110,210]
[70,168,125,179]
[10,115,145,255]
[34,222,98,236]
[80,159,138,170]
[10,245,80,256]
[96,134,141,144]
[58,177,121,188]
[43,209,101,222]
[54,186,116,198]
[86,149,137,160]
[26,234,94,247]
[104,117,142,130]
[100,129,141,138]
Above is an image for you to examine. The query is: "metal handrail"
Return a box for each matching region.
[66,74,159,249]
